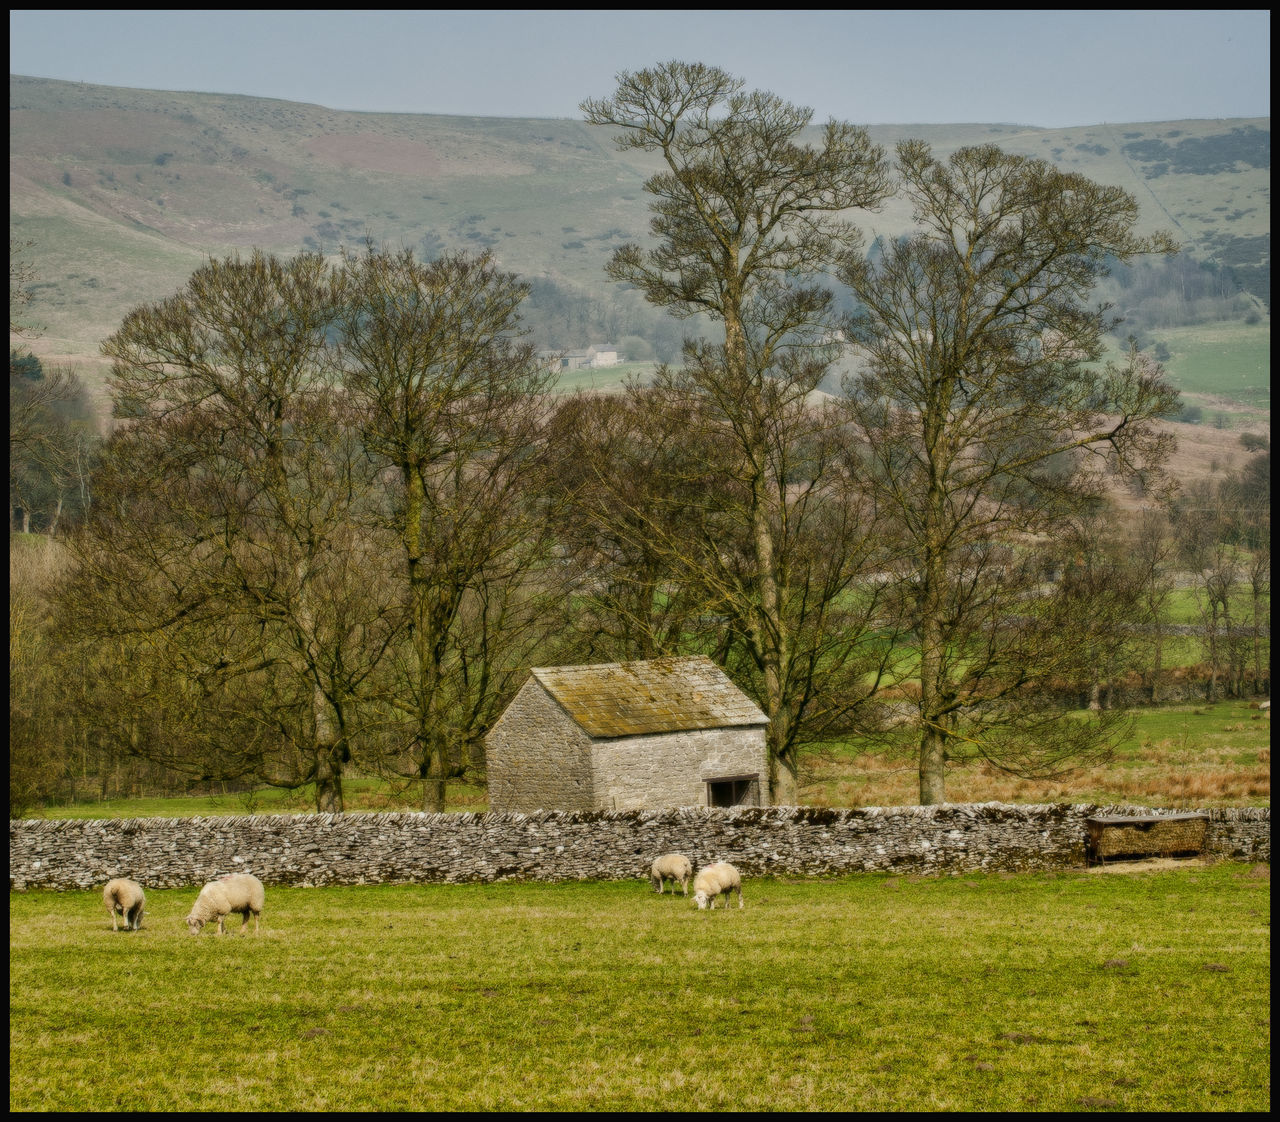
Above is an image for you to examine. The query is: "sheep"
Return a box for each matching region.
[185,873,265,936]
[650,853,693,896]
[103,878,146,932]
[692,861,744,910]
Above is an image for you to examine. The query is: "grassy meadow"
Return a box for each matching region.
[801,699,1271,811]
[1155,322,1271,413]
[9,865,1270,1111]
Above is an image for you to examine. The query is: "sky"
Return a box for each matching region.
[9,10,1271,129]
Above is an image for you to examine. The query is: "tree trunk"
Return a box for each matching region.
[771,757,798,806]
[419,731,449,812]
[421,780,446,813]
[1150,631,1164,703]
[420,766,447,813]
[917,531,949,805]
[918,723,947,806]
[314,744,345,813]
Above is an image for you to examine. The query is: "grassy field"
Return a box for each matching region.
[1155,322,1271,412]
[551,360,657,394]
[800,700,1271,811]
[8,865,1270,1111]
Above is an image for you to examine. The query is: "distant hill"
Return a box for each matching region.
[9,74,1271,407]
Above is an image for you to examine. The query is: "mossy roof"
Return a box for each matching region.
[530,656,768,738]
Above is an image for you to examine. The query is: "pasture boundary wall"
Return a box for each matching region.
[9,803,1269,891]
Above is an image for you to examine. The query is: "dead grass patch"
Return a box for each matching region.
[800,701,1271,808]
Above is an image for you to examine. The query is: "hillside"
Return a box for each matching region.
[9,75,1271,422]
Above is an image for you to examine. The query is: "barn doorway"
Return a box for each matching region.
[706,775,760,808]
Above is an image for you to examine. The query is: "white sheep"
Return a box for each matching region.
[103,877,146,931]
[185,873,265,936]
[692,861,744,910]
[650,853,693,896]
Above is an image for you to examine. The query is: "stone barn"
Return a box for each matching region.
[485,656,770,812]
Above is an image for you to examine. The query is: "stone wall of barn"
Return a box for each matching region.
[484,679,595,812]
[591,726,769,811]
[9,803,1268,891]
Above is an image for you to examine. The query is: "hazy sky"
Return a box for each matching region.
[9,10,1271,128]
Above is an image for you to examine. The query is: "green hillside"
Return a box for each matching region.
[10,75,1270,410]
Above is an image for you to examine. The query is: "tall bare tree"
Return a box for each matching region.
[335,248,563,811]
[580,61,894,802]
[840,142,1181,804]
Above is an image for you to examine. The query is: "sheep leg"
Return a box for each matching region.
[736,887,744,909]
[109,906,119,932]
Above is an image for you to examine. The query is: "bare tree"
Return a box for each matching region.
[61,251,395,811]
[840,142,1181,804]
[1053,506,1150,711]
[1243,533,1270,697]
[10,358,97,534]
[10,236,39,338]
[335,248,563,811]
[1128,509,1178,702]
[10,535,74,815]
[10,244,100,535]
[580,61,894,802]
[546,391,712,662]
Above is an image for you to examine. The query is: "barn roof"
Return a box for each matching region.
[530,656,768,738]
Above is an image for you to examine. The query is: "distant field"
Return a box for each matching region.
[801,700,1271,810]
[1156,322,1271,411]
[551,361,656,394]
[8,865,1270,1111]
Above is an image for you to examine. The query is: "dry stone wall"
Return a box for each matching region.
[9,803,1268,891]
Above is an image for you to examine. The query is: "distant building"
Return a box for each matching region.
[585,343,619,367]
[549,343,622,371]
[485,656,770,812]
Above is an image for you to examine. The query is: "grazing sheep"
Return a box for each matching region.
[692,861,744,910]
[185,873,265,936]
[103,878,146,932]
[650,853,693,896]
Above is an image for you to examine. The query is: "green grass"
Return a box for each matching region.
[8,865,1270,1111]
[1155,322,1271,409]
[551,360,657,394]
[37,775,488,821]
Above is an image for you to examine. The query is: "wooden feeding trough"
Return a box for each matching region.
[1086,812,1210,865]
